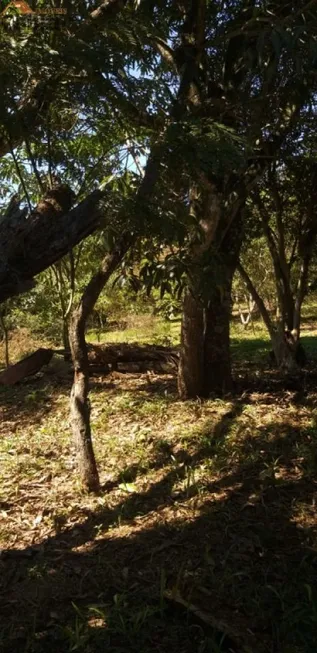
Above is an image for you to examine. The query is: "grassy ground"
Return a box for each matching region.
[88,311,317,367]
[87,314,181,347]
[1,316,317,652]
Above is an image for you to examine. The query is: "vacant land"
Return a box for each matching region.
[1,317,317,653]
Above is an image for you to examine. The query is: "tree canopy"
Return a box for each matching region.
[0,0,316,304]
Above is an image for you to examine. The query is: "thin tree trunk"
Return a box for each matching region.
[293,255,311,341]
[62,320,71,357]
[0,312,9,368]
[70,320,99,493]
[237,262,301,372]
[63,251,76,360]
[69,244,128,492]
[271,329,299,373]
[237,261,274,336]
[254,191,294,330]
[69,152,161,491]
[52,260,72,358]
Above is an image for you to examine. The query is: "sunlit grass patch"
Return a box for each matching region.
[87,315,181,347]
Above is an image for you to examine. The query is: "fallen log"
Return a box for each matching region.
[87,342,179,374]
[0,348,54,385]
[0,343,179,385]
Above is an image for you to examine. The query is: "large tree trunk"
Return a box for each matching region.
[203,269,234,396]
[178,184,224,399]
[178,289,204,399]
[179,198,244,399]
[178,267,234,398]
[203,218,242,396]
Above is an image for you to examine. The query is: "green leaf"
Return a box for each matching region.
[118,482,137,493]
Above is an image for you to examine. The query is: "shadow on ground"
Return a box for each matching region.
[1,382,317,653]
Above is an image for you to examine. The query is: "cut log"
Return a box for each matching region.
[0,343,179,386]
[87,343,179,374]
[0,348,53,385]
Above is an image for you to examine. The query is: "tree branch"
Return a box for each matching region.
[0,187,106,303]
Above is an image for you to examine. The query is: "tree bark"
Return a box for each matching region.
[179,255,236,398]
[179,192,244,399]
[69,315,99,493]
[271,330,300,373]
[178,289,204,398]
[69,244,127,492]
[293,252,313,341]
[52,252,76,359]
[0,312,9,368]
[176,0,212,398]
[0,348,53,385]
[250,173,317,368]
[203,270,234,396]
[203,211,244,395]
[0,186,108,304]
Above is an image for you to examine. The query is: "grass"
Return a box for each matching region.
[88,310,317,368]
[1,309,317,651]
[87,314,181,347]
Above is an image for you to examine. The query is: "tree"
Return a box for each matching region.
[238,128,317,371]
[166,0,317,397]
[69,156,160,492]
[0,0,317,489]
[0,0,167,302]
[0,0,174,490]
